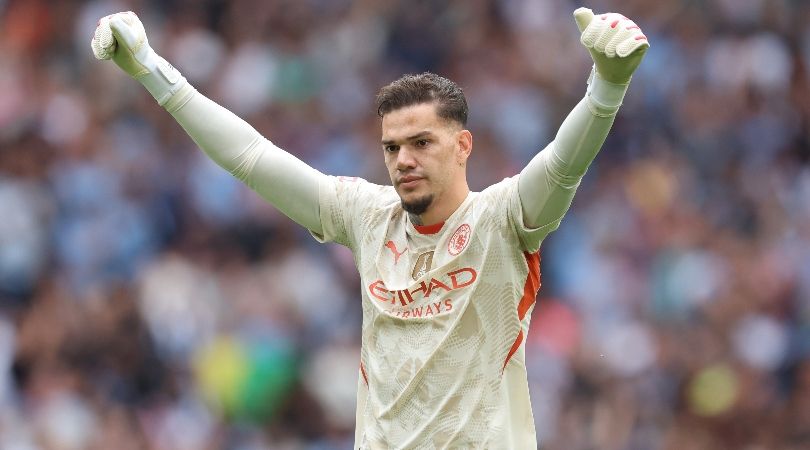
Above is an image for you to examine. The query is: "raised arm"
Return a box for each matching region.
[91,12,324,234]
[518,8,648,229]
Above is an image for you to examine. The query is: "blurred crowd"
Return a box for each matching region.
[0,0,809,448]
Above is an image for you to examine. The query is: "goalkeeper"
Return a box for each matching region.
[92,7,647,448]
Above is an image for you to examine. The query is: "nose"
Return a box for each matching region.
[396,146,417,171]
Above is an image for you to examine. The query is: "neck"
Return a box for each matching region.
[414,184,470,226]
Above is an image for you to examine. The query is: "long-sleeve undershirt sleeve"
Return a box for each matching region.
[517,72,629,231]
[165,85,325,235]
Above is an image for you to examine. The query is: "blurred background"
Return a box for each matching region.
[1,0,809,448]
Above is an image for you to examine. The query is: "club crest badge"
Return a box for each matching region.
[448,224,471,256]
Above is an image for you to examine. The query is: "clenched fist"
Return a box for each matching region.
[574,8,649,84]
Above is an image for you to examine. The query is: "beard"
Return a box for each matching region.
[401,194,434,216]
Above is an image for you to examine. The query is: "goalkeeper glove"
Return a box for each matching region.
[91,11,188,107]
[574,7,649,85]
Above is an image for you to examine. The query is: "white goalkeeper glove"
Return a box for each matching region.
[91,11,188,106]
[574,7,649,85]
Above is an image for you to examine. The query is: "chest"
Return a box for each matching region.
[355,208,489,318]
[378,221,476,285]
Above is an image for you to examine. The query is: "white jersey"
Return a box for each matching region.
[312,174,556,449]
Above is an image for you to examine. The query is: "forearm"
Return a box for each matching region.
[166,85,323,233]
[518,73,628,228]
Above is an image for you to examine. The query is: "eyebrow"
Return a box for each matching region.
[381,131,432,146]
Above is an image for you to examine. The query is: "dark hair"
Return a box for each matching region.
[375,72,468,126]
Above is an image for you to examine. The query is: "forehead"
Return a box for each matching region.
[381,103,449,139]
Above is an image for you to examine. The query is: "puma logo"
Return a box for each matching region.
[385,240,407,265]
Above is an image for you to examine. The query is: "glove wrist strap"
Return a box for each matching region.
[134,50,188,107]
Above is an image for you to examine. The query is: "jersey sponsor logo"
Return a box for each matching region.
[336,176,360,182]
[448,224,471,256]
[368,267,477,306]
[386,299,453,318]
[385,240,407,265]
[411,251,434,280]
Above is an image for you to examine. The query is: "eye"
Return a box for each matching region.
[415,139,429,147]
[384,144,399,153]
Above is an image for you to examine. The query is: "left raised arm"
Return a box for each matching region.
[518,8,649,229]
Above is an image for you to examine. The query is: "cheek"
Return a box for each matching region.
[427,149,453,186]
[442,146,459,170]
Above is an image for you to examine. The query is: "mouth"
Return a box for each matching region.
[397,175,424,190]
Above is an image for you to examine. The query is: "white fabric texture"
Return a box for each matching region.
[310,175,542,448]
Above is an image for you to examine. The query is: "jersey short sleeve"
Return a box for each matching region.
[513,173,565,252]
[310,175,396,249]
[484,174,563,253]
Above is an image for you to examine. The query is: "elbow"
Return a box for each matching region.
[230,136,266,182]
[546,161,585,191]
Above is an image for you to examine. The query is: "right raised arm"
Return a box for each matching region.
[91,11,324,234]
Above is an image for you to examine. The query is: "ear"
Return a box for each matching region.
[456,129,472,164]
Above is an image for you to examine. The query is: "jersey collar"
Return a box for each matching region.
[413,221,445,235]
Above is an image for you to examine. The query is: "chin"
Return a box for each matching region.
[400,193,434,215]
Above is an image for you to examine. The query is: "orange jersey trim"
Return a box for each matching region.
[502,251,541,373]
[360,361,369,386]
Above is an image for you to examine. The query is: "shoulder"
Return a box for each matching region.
[325,175,399,209]
[476,175,520,206]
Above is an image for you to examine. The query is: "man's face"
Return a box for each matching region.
[381,103,469,216]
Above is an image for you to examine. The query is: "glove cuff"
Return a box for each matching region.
[163,83,197,114]
[586,67,629,117]
[134,51,189,107]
